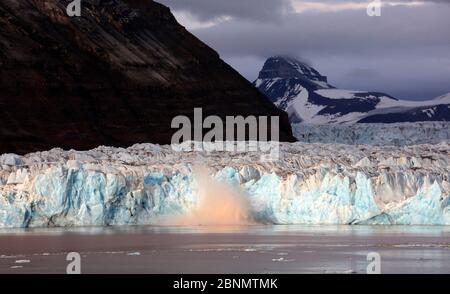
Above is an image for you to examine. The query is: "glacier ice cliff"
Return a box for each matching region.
[0,142,449,228]
[293,122,450,146]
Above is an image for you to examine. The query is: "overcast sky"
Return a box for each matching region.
[158,0,450,100]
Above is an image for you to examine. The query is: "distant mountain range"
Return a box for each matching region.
[254,56,450,124]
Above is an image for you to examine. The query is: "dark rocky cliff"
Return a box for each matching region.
[0,0,294,154]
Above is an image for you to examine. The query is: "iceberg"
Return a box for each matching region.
[0,142,449,228]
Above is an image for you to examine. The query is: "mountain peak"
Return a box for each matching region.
[257,56,332,89]
[254,56,450,124]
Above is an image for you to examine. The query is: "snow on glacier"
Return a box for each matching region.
[0,142,449,228]
[293,122,450,146]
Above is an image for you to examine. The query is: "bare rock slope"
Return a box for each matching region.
[0,0,294,154]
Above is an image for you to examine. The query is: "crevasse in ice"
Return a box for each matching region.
[0,142,449,228]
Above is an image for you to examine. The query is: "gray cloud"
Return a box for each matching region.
[347,68,381,79]
[192,4,450,58]
[158,0,450,22]
[158,1,450,100]
[157,0,293,22]
[292,0,450,3]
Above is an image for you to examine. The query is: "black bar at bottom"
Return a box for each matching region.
[0,274,449,292]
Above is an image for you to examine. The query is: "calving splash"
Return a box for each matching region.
[0,142,449,228]
[157,166,252,226]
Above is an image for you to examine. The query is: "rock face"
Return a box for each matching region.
[256,56,332,95]
[0,0,294,155]
[254,56,450,124]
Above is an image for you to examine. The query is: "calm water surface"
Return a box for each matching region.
[0,225,449,274]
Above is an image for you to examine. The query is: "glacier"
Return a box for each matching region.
[0,142,449,228]
[293,122,450,146]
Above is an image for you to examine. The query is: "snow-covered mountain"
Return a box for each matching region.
[254,57,450,124]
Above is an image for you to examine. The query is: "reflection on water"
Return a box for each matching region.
[1,224,449,236]
[0,225,449,274]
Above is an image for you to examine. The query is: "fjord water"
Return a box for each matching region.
[0,225,449,274]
